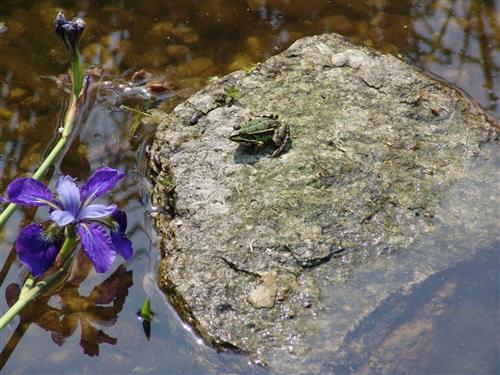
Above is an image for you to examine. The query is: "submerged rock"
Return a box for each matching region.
[150,33,498,372]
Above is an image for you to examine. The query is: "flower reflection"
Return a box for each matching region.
[4,262,133,357]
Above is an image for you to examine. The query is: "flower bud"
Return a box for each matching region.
[54,10,85,58]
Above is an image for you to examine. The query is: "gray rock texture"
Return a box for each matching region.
[150,33,498,372]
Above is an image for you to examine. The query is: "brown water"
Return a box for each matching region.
[0,1,498,374]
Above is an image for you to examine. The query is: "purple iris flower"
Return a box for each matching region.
[5,167,132,277]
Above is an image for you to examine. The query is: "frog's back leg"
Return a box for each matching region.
[270,123,290,158]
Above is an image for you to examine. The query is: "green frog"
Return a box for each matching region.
[228,115,290,158]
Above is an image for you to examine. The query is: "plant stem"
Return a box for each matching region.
[0,235,76,330]
[58,227,77,263]
[0,93,79,229]
[0,271,62,330]
[71,50,83,98]
[19,277,34,296]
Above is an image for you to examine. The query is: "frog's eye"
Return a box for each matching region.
[233,124,241,130]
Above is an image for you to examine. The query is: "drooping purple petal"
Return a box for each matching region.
[111,209,127,233]
[7,178,58,208]
[110,209,132,260]
[16,223,62,277]
[50,209,76,227]
[80,167,124,203]
[111,229,133,260]
[78,204,117,221]
[0,195,6,204]
[78,223,116,273]
[55,176,81,217]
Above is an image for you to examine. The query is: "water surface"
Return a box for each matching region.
[0,1,498,373]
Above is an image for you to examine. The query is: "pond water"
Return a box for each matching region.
[0,0,498,374]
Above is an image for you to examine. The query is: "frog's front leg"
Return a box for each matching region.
[270,123,290,158]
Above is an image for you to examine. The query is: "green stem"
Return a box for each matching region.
[19,277,34,296]
[0,94,79,229]
[0,271,62,330]
[71,50,83,98]
[58,227,77,263]
[0,235,76,330]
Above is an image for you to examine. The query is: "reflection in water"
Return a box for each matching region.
[408,0,499,116]
[0,0,498,373]
[0,264,132,367]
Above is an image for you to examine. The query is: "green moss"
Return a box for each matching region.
[158,176,175,191]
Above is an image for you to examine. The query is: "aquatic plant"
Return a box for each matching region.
[138,297,154,340]
[0,11,89,229]
[0,11,133,332]
[139,298,153,321]
[0,167,133,329]
[54,10,85,97]
[6,167,132,276]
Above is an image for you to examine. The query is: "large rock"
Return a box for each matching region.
[150,33,498,372]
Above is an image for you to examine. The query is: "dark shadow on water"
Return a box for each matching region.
[331,244,500,375]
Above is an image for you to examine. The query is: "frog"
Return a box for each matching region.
[228,114,290,158]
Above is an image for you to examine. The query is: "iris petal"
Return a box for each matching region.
[80,167,124,203]
[111,230,133,260]
[78,223,116,273]
[50,210,76,227]
[111,209,127,233]
[7,178,58,208]
[109,209,132,260]
[55,176,81,217]
[78,204,117,220]
[16,223,62,277]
